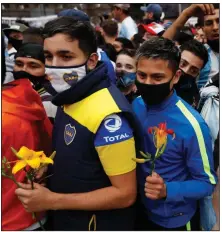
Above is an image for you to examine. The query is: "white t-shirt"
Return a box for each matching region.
[118,16,138,40]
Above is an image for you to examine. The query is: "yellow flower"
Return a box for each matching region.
[11,146,54,174]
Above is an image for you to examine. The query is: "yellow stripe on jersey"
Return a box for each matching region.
[96,137,136,176]
[176,100,216,184]
[64,88,121,134]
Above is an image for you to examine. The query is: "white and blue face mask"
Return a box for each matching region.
[45,62,87,93]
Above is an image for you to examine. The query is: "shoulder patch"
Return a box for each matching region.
[94,114,133,146]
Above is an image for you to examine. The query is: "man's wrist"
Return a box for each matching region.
[47,191,62,210]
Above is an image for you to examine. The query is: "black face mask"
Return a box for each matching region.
[175,71,196,90]
[135,77,173,106]
[207,39,219,53]
[13,71,46,91]
[8,37,23,51]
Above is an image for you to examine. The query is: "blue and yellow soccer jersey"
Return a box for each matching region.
[94,113,136,176]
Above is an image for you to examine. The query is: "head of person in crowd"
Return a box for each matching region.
[3,23,28,51]
[194,28,207,44]
[138,22,165,41]
[174,26,194,46]
[113,37,135,53]
[140,4,163,24]
[115,49,137,102]
[101,20,118,45]
[135,36,181,106]
[198,3,219,52]
[13,43,46,91]
[23,27,44,45]
[58,8,90,22]
[112,4,130,22]
[179,39,208,81]
[42,16,98,93]
[175,39,208,106]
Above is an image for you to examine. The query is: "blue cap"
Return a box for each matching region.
[58,9,90,22]
[140,4,162,20]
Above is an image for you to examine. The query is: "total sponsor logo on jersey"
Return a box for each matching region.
[103,114,130,143]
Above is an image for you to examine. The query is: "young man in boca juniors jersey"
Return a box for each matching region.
[15,17,141,230]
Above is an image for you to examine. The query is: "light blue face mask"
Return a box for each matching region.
[116,71,136,90]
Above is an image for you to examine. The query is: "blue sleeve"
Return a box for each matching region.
[166,121,217,202]
[94,113,133,147]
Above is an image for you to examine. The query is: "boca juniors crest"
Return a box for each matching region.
[64,124,76,145]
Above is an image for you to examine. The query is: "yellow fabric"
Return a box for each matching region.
[96,137,136,176]
[64,88,121,134]
[176,100,216,184]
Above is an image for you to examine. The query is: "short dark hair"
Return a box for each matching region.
[174,26,194,45]
[102,20,118,37]
[118,49,136,58]
[115,37,135,50]
[43,17,97,56]
[136,37,181,74]
[100,43,117,62]
[23,27,43,45]
[180,39,208,68]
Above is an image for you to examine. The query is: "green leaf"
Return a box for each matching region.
[2,156,7,163]
[140,151,152,159]
[49,151,56,160]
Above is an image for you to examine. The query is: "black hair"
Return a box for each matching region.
[101,20,118,37]
[136,37,181,74]
[15,19,30,27]
[118,48,136,58]
[180,39,208,68]
[23,27,44,45]
[100,43,117,62]
[95,30,106,47]
[174,26,194,45]
[43,17,97,56]
[115,37,135,50]
[132,33,145,49]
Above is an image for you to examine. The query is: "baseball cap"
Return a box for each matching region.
[139,22,165,36]
[140,4,162,20]
[15,43,45,64]
[58,9,90,22]
[3,23,28,38]
[113,4,130,10]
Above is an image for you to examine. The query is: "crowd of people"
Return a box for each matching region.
[2,3,219,231]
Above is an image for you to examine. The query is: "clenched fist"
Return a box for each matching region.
[144,172,167,200]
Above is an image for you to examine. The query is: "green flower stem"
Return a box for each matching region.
[2,173,21,188]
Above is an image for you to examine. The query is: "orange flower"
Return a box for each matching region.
[149,122,175,150]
